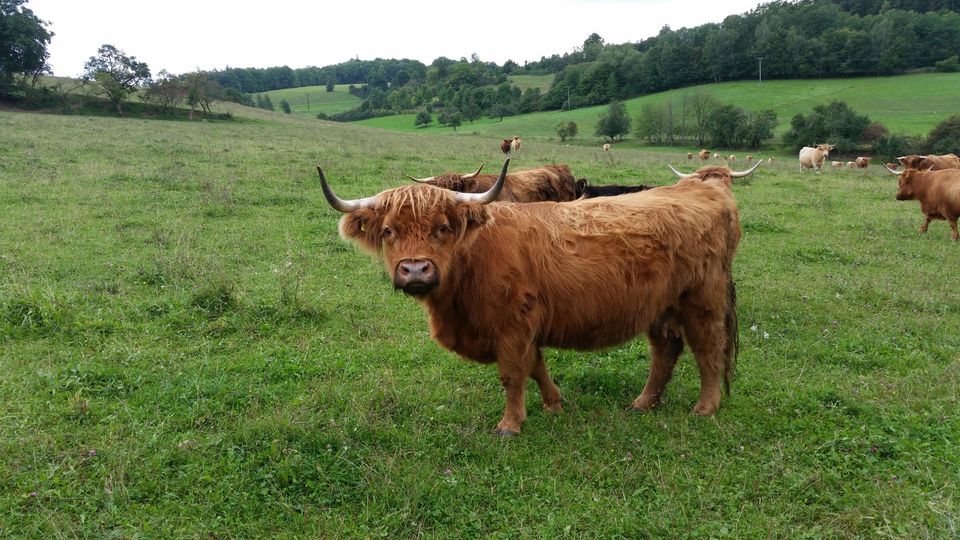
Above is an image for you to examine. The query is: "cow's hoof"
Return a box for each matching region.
[493,428,519,437]
[692,403,718,416]
[544,402,563,413]
[626,405,653,414]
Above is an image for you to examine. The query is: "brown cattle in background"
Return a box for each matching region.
[891,167,960,240]
[855,156,871,168]
[319,159,742,435]
[699,149,711,160]
[407,163,578,203]
[896,154,960,170]
[500,139,512,155]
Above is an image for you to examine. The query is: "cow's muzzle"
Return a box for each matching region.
[394,259,439,296]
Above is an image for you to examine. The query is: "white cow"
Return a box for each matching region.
[799,144,834,174]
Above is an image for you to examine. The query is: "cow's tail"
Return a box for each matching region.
[723,276,739,396]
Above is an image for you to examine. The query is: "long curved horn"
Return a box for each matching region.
[667,164,697,179]
[453,159,509,204]
[462,162,485,179]
[317,166,379,213]
[406,174,435,184]
[730,160,763,178]
[885,165,902,175]
[405,162,485,183]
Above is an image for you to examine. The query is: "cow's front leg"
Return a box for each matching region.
[494,340,537,436]
[920,215,933,234]
[948,216,958,241]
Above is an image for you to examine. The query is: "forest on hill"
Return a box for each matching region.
[204,0,960,123]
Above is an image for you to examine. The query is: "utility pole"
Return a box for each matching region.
[758,57,764,84]
[305,94,310,111]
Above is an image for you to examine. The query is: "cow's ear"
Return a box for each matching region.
[339,209,382,251]
[457,203,491,230]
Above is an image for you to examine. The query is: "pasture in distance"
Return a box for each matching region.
[0,104,958,538]
[357,72,960,142]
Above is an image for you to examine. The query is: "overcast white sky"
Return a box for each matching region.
[30,0,762,77]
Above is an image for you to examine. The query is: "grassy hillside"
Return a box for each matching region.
[1,106,957,538]
[507,74,554,92]
[260,84,361,116]
[357,72,960,144]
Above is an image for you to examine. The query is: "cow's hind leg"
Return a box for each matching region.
[531,350,562,412]
[947,215,958,241]
[680,288,729,416]
[630,319,683,412]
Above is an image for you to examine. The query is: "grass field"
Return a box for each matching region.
[357,72,960,143]
[261,84,362,116]
[1,104,958,538]
[507,74,555,93]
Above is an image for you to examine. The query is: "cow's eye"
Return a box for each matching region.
[381,227,393,238]
[438,223,452,234]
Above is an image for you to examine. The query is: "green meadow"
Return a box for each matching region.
[357,72,960,142]
[261,84,362,116]
[0,101,957,537]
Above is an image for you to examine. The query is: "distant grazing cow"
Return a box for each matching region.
[885,162,898,170]
[746,155,753,163]
[603,143,611,152]
[407,163,577,203]
[767,157,775,164]
[896,154,960,171]
[699,149,711,160]
[728,155,736,162]
[713,153,721,159]
[855,156,871,169]
[500,139,512,155]
[319,158,742,435]
[799,144,834,174]
[574,178,653,198]
[687,152,694,160]
[510,136,522,154]
[889,166,960,240]
[846,161,855,168]
[831,161,844,168]
[667,161,762,189]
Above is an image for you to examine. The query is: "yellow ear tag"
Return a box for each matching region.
[360,223,366,232]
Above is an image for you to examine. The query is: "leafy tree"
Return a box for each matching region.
[438,108,462,130]
[261,94,275,111]
[556,121,579,142]
[595,100,631,141]
[414,111,432,128]
[689,92,718,146]
[742,109,778,148]
[280,98,291,114]
[0,0,53,97]
[781,101,871,152]
[184,71,224,116]
[325,79,335,92]
[636,102,670,144]
[82,44,151,115]
[489,102,517,122]
[143,70,186,112]
[705,104,747,148]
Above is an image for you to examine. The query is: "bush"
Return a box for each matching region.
[925,115,960,155]
[934,55,960,72]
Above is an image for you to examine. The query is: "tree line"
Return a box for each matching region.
[537,3,960,110]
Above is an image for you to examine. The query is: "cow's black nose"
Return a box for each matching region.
[394,259,439,296]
